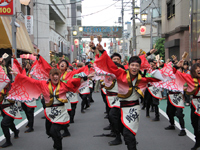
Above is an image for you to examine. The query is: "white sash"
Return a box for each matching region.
[79,86,90,95]
[66,92,78,103]
[148,86,162,99]
[1,100,22,119]
[45,90,70,124]
[24,100,37,108]
[168,93,184,108]
[192,98,200,116]
[89,80,93,88]
[101,87,106,94]
[121,105,140,135]
[106,95,120,108]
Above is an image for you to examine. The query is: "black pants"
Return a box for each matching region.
[101,90,109,114]
[88,88,94,102]
[184,92,190,104]
[191,104,200,143]
[41,97,46,109]
[109,107,122,135]
[68,103,77,122]
[79,94,89,111]
[1,111,17,141]
[166,98,185,128]
[21,103,34,129]
[46,119,63,150]
[145,89,159,118]
[123,125,137,150]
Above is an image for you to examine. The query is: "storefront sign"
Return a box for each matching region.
[0,0,14,16]
[25,15,33,35]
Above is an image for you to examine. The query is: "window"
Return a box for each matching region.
[167,0,175,20]
[77,20,81,26]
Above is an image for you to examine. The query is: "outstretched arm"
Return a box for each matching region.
[94,45,126,80]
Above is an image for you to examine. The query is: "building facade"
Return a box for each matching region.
[70,0,82,61]
[0,0,35,57]
[33,0,72,62]
[131,0,161,54]
[190,0,200,59]
[162,0,190,60]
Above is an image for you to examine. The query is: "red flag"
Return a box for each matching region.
[118,41,120,45]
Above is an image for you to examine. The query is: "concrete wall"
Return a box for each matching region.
[33,0,50,62]
[162,0,189,34]
[165,30,189,60]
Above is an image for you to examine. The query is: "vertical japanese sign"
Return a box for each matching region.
[0,0,14,16]
[25,15,33,35]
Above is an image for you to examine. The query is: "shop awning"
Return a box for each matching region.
[0,16,35,53]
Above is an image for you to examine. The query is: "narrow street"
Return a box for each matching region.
[0,92,195,150]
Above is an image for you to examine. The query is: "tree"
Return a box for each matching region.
[154,38,165,60]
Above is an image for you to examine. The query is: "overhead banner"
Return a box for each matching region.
[74,26,123,38]
[0,0,14,16]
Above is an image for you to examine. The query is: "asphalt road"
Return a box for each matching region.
[0,92,195,150]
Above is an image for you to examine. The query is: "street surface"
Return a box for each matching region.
[0,93,195,150]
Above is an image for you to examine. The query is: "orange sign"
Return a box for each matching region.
[0,0,14,16]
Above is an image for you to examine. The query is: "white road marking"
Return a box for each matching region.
[159,108,195,142]
[0,108,43,142]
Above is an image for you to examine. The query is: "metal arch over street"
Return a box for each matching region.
[73,26,123,38]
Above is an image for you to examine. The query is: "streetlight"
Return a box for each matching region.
[79,27,83,32]
[134,6,140,16]
[73,26,83,61]
[120,40,123,43]
[73,31,77,36]
[141,13,148,22]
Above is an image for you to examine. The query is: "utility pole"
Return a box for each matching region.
[189,0,192,60]
[70,27,73,63]
[12,15,17,56]
[132,0,136,56]
[122,0,125,60]
[150,8,153,55]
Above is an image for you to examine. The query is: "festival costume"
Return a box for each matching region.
[146,84,162,120]
[13,59,37,132]
[8,73,82,150]
[105,79,122,145]
[0,66,10,92]
[66,92,78,123]
[94,51,161,150]
[88,79,95,103]
[165,91,185,135]
[0,88,21,148]
[79,86,90,113]
[100,80,108,115]
[173,67,200,149]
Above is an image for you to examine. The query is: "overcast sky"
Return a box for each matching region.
[81,0,140,54]
[82,0,140,27]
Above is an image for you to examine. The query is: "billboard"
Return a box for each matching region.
[74,26,123,38]
[0,0,14,16]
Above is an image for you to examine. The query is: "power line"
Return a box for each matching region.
[67,0,121,18]
[34,0,83,6]
[33,0,121,25]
